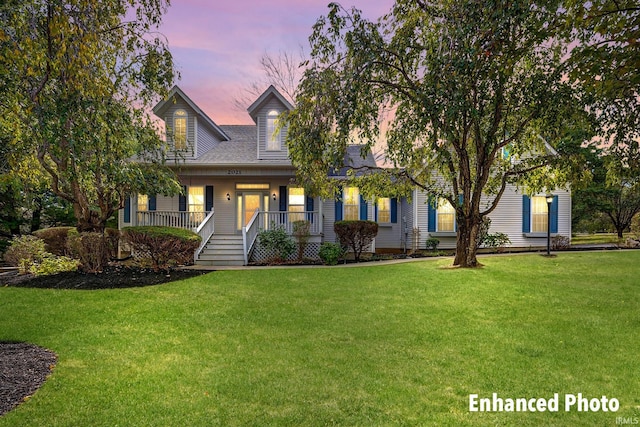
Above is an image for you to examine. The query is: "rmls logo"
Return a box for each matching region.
[616,417,639,425]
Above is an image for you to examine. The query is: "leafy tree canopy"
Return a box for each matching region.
[287,0,587,266]
[0,0,181,232]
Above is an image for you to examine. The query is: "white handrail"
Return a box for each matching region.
[242,209,261,265]
[136,210,205,229]
[194,210,215,262]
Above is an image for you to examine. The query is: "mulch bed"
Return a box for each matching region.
[0,342,57,417]
[0,265,210,416]
[0,265,210,290]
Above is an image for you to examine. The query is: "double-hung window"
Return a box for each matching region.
[376,198,391,223]
[531,196,548,233]
[343,187,360,221]
[437,199,455,232]
[266,110,281,151]
[288,187,305,222]
[173,109,187,150]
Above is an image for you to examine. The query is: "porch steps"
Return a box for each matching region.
[196,234,245,266]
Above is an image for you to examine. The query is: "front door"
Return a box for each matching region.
[237,192,268,230]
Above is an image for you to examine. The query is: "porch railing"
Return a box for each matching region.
[194,210,215,262]
[242,209,261,265]
[260,211,322,235]
[242,211,322,265]
[136,211,205,230]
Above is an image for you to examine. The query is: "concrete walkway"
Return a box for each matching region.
[183,245,635,271]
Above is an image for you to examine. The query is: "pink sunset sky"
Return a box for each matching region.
[158,0,395,125]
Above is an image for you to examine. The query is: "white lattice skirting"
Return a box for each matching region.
[250,242,322,263]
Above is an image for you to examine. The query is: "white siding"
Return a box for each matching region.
[164,99,196,158]
[257,98,290,160]
[413,185,572,250]
[197,119,223,156]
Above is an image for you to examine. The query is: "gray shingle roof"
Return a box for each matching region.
[181,124,290,166]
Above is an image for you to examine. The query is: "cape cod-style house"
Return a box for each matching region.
[118,85,571,265]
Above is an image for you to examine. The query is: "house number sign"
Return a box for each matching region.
[227,169,242,175]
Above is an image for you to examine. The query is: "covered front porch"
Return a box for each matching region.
[134,209,323,266]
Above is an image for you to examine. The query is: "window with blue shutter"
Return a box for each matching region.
[427,197,436,232]
[306,195,314,222]
[124,197,131,223]
[390,198,398,223]
[522,195,559,233]
[178,185,187,212]
[359,195,368,220]
[550,195,558,233]
[522,195,531,233]
[205,186,214,212]
[148,195,157,211]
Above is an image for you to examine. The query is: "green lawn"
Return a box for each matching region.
[1,252,639,426]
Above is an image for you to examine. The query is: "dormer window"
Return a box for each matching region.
[266,110,281,151]
[173,109,187,150]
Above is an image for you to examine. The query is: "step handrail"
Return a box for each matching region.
[194,209,215,262]
[242,209,261,265]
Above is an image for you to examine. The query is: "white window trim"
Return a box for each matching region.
[343,187,360,221]
[173,109,188,150]
[266,110,281,151]
[436,199,456,233]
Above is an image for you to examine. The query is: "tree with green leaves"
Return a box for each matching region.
[0,0,181,232]
[566,1,639,149]
[287,0,583,267]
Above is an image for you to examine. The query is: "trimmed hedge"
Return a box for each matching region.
[33,227,78,256]
[122,226,201,272]
[334,220,378,262]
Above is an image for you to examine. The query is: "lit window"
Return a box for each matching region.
[189,186,204,223]
[266,110,281,151]
[377,198,391,223]
[173,109,187,150]
[531,196,548,233]
[437,199,455,232]
[344,187,360,221]
[288,187,305,221]
[137,194,148,212]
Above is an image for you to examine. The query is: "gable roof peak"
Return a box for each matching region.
[247,85,294,123]
[153,85,230,141]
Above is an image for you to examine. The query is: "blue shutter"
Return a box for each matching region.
[179,185,187,212]
[390,198,398,223]
[374,199,379,222]
[522,195,531,233]
[279,186,287,211]
[550,195,559,233]
[148,195,156,211]
[427,197,436,232]
[124,197,131,223]
[359,195,368,220]
[306,196,314,222]
[205,186,214,212]
[335,188,343,221]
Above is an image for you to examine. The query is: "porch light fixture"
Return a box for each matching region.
[545,193,554,256]
[226,193,231,201]
[272,193,277,200]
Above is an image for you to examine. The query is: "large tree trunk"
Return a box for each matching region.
[453,214,482,267]
[73,203,106,233]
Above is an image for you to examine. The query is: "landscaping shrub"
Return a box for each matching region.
[258,223,296,262]
[33,226,78,256]
[551,235,571,250]
[482,232,511,252]
[4,235,78,276]
[30,255,79,276]
[334,220,378,262]
[104,228,120,260]
[318,242,344,265]
[425,237,439,251]
[122,226,201,272]
[292,220,311,261]
[67,232,110,273]
[4,235,48,274]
